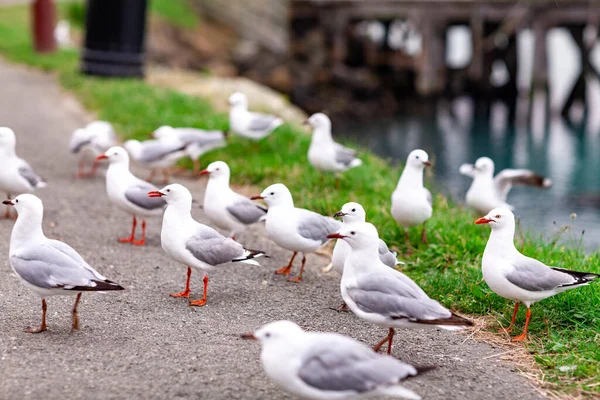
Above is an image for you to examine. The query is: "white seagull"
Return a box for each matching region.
[96,146,166,246]
[68,120,117,178]
[148,184,265,306]
[391,149,432,245]
[228,92,283,140]
[0,127,46,219]
[124,137,187,183]
[475,207,598,341]
[460,157,552,215]
[241,320,432,400]
[306,113,362,173]
[152,125,226,174]
[200,161,266,240]
[327,223,472,354]
[4,194,124,333]
[251,183,341,282]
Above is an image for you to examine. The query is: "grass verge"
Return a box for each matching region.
[0,4,598,397]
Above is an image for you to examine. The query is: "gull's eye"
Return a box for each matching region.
[350,231,356,235]
[351,208,356,212]
[216,168,220,171]
[15,199,18,203]
[113,152,118,156]
[495,214,501,219]
[265,333,271,338]
[415,155,419,159]
[270,192,274,196]
[166,189,171,193]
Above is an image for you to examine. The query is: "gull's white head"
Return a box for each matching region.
[334,202,366,224]
[253,183,294,207]
[475,207,514,230]
[242,320,304,344]
[0,127,17,149]
[3,193,43,217]
[200,161,230,181]
[149,183,191,205]
[305,113,331,131]
[327,222,380,250]
[97,146,130,164]
[474,157,495,175]
[406,149,431,169]
[152,125,175,140]
[228,92,248,108]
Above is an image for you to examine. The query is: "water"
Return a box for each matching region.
[339,97,600,251]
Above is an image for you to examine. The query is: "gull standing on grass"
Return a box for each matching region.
[97,147,166,246]
[251,183,340,282]
[124,137,188,183]
[460,156,552,215]
[152,125,226,174]
[475,207,599,341]
[4,194,124,333]
[148,184,264,306]
[0,127,46,219]
[68,120,117,178]
[241,320,432,400]
[200,161,266,240]
[327,223,472,354]
[306,113,362,173]
[228,92,283,140]
[391,149,432,245]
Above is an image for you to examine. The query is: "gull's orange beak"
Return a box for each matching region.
[148,191,165,198]
[423,161,432,167]
[2,200,14,206]
[250,195,264,200]
[199,169,210,175]
[327,233,346,239]
[96,154,108,161]
[240,333,257,340]
[474,217,494,224]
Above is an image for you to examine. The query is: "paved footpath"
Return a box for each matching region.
[0,60,545,400]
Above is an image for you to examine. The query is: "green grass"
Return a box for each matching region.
[0,4,599,396]
[150,0,199,29]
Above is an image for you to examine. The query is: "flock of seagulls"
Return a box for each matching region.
[1,91,599,400]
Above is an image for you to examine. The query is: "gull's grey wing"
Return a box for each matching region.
[248,113,280,132]
[459,163,476,178]
[297,211,342,245]
[176,128,226,147]
[424,188,432,206]
[333,142,358,167]
[494,169,551,200]
[378,239,397,268]
[125,182,166,210]
[47,239,103,277]
[18,162,45,187]
[70,139,92,153]
[186,226,245,265]
[138,140,187,163]
[298,333,417,393]
[506,258,583,292]
[226,196,267,225]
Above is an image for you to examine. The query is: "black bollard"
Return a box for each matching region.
[81,0,147,78]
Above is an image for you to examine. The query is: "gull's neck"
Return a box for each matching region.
[485,225,519,258]
[11,211,45,248]
[106,161,132,177]
[0,144,16,158]
[206,175,231,192]
[397,165,424,190]
[345,244,380,273]
[164,199,193,222]
[311,126,333,144]
[268,196,294,210]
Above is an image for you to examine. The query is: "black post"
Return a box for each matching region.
[81,0,147,78]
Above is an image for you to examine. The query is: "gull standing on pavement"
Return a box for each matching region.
[242,320,432,400]
[327,223,472,354]
[306,113,362,173]
[124,137,187,183]
[228,92,283,140]
[148,184,264,306]
[460,157,552,215]
[68,120,117,178]
[4,194,124,333]
[251,183,340,282]
[475,207,598,341]
[200,161,266,240]
[0,127,46,219]
[97,146,166,246]
[391,149,432,245]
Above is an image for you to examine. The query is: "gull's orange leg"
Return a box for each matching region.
[373,328,395,353]
[276,251,296,276]
[89,159,99,177]
[288,254,306,283]
[132,220,147,246]
[507,302,520,333]
[512,307,531,342]
[420,222,427,244]
[25,299,48,333]
[71,293,82,331]
[190,275,208,307]
[171,267,192,298]
[119,216,137,243]
[75,160,85,178]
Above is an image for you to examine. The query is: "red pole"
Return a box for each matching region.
[31,0,57,53]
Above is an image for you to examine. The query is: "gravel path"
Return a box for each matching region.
[0,60,545,400]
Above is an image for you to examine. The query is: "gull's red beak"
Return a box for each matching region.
[327,233,347,239]
[333,211,346,218]
[250,195,264,200]
[199,169,210,175]
[148,191,165,198]
[240,333,257,340]
[302,120,310,126]
[96,154,108,161]
[423,161,432,167]
[474,217,494,225]
[2,200,14,206]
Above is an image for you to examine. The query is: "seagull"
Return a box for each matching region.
[200,161,266,239]
[0,127,46,219]
[306,113,362,173]
[241,320,432,400]
[475,207,599,341]
[228,92,283,140]
[331,202,401,275]
[391,149,432,245]
[4,194,124,333]
[148,184,265,306]
[69,120,117,178]
[124,137,187,183]
[96,146,166,246]
[327,223,472,354]
[251,183,340,282]
[152,125,227,174]
[460,157,552,215]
